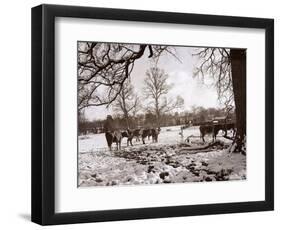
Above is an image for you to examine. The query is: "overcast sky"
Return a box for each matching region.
[83,46,221,121]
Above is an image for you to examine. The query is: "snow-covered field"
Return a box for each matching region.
[78,126,246,187]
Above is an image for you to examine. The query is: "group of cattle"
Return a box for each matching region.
[105,128,160,151]
[199,123,236,142]
[104,123,236,151]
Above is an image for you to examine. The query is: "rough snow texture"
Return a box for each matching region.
[78,126,246,187]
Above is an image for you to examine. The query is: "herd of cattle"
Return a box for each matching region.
[199,123,236,142]
[105,128,160,151]
[103,123,236,151]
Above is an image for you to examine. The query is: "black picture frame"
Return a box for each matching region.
[31,4,274,225]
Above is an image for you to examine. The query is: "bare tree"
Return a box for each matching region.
[193,48,246,152]
[143,67,184,127]
[112,81,141,128]
[78,42,176,111]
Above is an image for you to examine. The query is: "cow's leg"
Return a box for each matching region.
[107,143,112,151]
[118,141,120,150]
[224,127,227,137]
[105,132,113,151]
[202,134,205,143]
[200,132,203,142]
[212,131,215,142]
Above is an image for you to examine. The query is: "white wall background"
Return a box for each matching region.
[0,0,279,229]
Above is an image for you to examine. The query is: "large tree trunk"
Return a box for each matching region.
[124,112,130,129]
[230,49,246,153]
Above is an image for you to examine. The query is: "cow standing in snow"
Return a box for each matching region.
[121,129,142,146]
[105,131,122,151]
[224,123,236,137]
[121,130,133,146]
[199,125,218,142]
[113,130,122,150]
[200,123,235,142]
[151,128,160,142]
[140,129,152,144]
[140,128,160,144]
[104,115,122,151]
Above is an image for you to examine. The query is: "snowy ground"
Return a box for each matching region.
[78,126,246,187]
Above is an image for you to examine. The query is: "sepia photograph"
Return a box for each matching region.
[30,4,274,225]
[77,42,246,187]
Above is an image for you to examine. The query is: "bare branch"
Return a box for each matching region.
[193,48,232,106]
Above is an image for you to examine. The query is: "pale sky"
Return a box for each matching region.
[83,46,221,121]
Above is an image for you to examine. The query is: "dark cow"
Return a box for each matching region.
[121,129,142,146]
[147,130,152,141]
[131,129,141,142]
[199,125,222,142]
[200,123,236,142]
[199,125,214,142]
[105,132,114,150]
[151,128,160,143]
[224,123,236,137]
[140,128,160,144]
[105,131,122,151]
[140,129,152,144]
[213,124,226,138]
[121,130,133,146]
